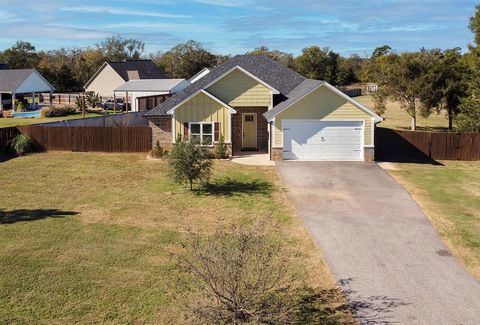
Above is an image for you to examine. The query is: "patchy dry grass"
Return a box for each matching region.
[0,152,350,324]
[388,161,480,280]
[355,95,449,131]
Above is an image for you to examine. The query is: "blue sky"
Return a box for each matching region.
[0,0,477,56]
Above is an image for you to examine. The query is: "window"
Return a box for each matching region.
[189,122,214,146]
[245,115,254,122]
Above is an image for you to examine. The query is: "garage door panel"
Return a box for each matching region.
[283,120,363,161]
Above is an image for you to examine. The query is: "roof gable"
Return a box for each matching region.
[145,55,305,117]
[0,69,54,93]
[84,60,165,89]
[264,80,383,122]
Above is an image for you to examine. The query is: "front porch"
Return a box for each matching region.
[231,107,269,153]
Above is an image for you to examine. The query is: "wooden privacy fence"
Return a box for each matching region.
[0,126,19,151]
[375,127,480,161]
[17,126,152,152]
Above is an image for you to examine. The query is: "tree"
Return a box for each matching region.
[418,48,469,130]
[75,49,105,85]
[177,223,304,324]
[337,54,365,85]
[0,41,39,69]
[296,46,341,84]
[97,36,145,61]
[247,46,296,69]
[169,137,213,190]
[456,98,480,132]
[371,45,392,60]
[152,40,218,79]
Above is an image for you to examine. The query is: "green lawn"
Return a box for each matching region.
[0,113,104,128]
[355,95,449,131]
[388,161,480,279]
[0,152,349,323]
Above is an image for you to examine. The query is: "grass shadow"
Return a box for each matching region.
[296,287,353,324]
[0,208,78,224]
[196,177,274,197]
[0,152,16,163]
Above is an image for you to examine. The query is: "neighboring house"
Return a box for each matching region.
[0,69,55,112]
[84,60,166,98]
[144,55,382,161]
[188,67,210,83]
[114,79,190,112]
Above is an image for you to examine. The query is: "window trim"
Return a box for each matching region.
[188,122,214,146]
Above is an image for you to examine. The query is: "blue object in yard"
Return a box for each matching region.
[13,111,41,118]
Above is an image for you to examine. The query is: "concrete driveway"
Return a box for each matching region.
[276,161,480,325]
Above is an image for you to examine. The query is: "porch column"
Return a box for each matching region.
[12,92,16,112]
[0,93,3,111]
[32,92,36,109]
[113,92,117,113]
[125,91,129,112]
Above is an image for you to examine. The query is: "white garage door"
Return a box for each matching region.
[283,120,363,161]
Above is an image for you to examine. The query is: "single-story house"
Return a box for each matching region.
[84,60,166,98]
[113,79,190,112]
[0,69,55,112]
[144,55,382,161]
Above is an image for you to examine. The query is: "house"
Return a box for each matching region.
[144,55,382,161]
[113,79,190,112]
[84,60,166,98]
[0,69,55,112]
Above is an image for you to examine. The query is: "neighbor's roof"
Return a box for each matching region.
[144,55,306,116]
[0,69,54,93]
[114,79,187,92]
[108,60,166,81]
[85,59,166,88]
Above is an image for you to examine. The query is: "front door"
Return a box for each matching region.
[242,113,257,149]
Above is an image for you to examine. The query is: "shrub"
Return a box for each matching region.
[177,223,305,324]
[11,134,32,156]
[150,141,165,158]
[85,92,102,108]
[169,136,212,190]
[214,135,228,159]
[41,105,77,117]
[16,101,26,112]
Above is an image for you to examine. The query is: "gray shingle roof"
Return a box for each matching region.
[264,79,324,121]
[114,79,186,92]
[0,69,36,93]
[144,55,306,116]
[108,60,166,81]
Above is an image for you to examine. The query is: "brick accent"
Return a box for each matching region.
[364,147,375,162]
[271,147,283,161]
[231,107,268,153]
[149,116,173,150]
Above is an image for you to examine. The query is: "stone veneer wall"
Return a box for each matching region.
[364,147,375,162]
[231,107,268,153]
[270,148,283,161]
[149,116,173,150]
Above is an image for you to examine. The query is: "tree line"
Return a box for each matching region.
[2,6,480,132]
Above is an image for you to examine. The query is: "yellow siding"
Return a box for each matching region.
[174,92,231,141]
[274,86,373,146]
[207,69,271,107]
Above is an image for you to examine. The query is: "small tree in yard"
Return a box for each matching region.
[176,223,305,324]
[169,137,212,190]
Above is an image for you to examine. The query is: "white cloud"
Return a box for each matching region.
[61,6,190,18]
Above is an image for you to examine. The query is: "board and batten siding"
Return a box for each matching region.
[174,92,231,141]
[274,86,373,147]
[207,69,271,107]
